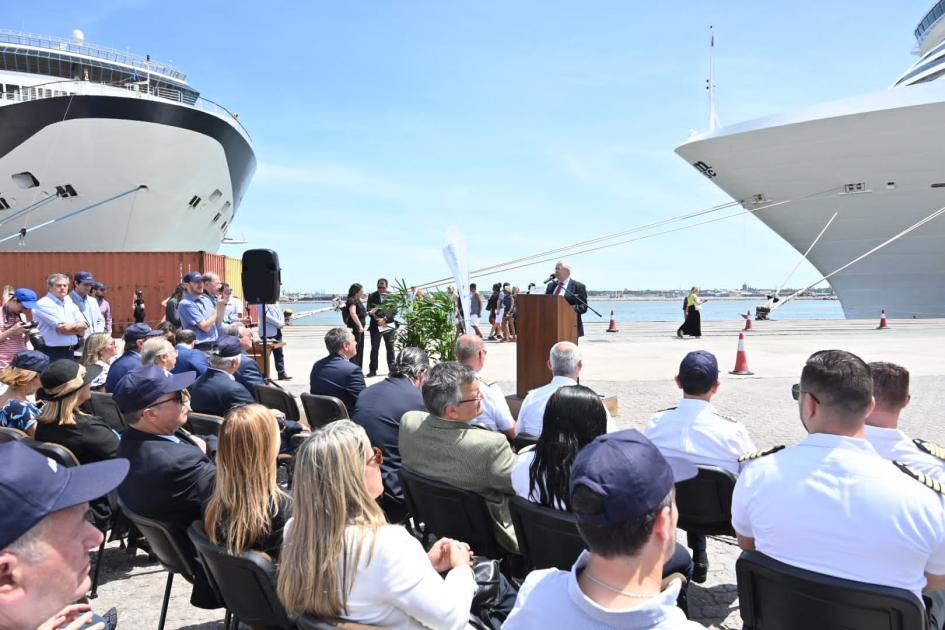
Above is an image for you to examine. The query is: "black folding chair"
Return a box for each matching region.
[0,426,27,442]
[300,393,348,429]
[89,391,127,431]
[511,433,538,453]
[255,384,301,421]
[399,468,506,559]
[188,522,293,629]
[674,465,737,536]
[187,412,225,437]
[736,550,928,630]
[27,440,80,467]
[509,495,585,571]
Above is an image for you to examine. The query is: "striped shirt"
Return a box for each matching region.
[0,309,27,367]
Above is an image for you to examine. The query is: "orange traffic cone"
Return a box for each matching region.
[742,309,753,331]
[729,332,754,375]
[877,309,889,330]
[606,310,618,333]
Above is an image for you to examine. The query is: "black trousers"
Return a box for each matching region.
[269,328,286,376]
[369,327,395,373]
[349,328,365,368]
[40,345,75,361]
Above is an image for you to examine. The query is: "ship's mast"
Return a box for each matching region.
[707,26,719,132]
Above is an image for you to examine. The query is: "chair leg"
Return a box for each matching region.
[158,571,173,630]
[88,537,107,598]
[223,610,231,629]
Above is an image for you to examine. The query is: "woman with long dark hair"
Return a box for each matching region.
[343,283,367,368]
[511,385,607,510]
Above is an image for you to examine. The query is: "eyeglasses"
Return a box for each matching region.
[458,393,484,405]
[791,384,819,403]
[367,446,383,466]
[148,389,190,409]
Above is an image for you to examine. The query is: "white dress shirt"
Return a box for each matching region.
[32,293,84,347]
[864,424,945,482]
[471,376,515,433]
[516,376,615,437]
[257,303,285,338]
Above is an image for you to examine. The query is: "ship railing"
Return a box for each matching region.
[0,29,186,81]
[2,80,252,143]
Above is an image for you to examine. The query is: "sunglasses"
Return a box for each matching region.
[367,446,383,466]
[148,389,190,409]
[791,384,820,403]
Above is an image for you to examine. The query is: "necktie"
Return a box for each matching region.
[554,282,563,296]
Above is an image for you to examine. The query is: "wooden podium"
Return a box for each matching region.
[515,294,577,397]
[250,340,286,378]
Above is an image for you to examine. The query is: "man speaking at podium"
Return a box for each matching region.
[545,260,589,338]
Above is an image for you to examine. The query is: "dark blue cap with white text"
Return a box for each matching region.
[183,271,204,283]
[678,350,719,391]
[111,364,196,414]
[213,336,243,358]
[74,271,95,284]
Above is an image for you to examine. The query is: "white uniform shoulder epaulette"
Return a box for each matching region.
[738,445,785,463]
[913,439,945,462]
[893,461,945,495]
[711,410,738,423]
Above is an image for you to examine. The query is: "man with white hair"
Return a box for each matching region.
[32,273,87,361]
[544,260,589,338]
[455,334,516,439]
[516,341,615,437]
[141,337,178,374]
[189,336,254,416]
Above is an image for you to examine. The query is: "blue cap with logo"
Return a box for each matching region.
[111,364,196,414]
[91,282,106,291]
[0,441,129,548]
[123,323,163,343]
[74,271,95,284]
[678,350,719,392]
[569,429,697,526]
[183,271,204,283]
[12,288,38,309]
[213,336,243,358]
[10,350,50,373]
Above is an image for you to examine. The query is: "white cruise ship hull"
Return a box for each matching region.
[0,93,255,252]
[676,80,945,319]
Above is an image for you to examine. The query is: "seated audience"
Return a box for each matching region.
[504,430,701,628]
[309,327,366,415]
[141,336,178,373]
[80,332,117,390]
[0,441,127,630]
[516,341,615,437]
[172,328,209,377]
[865,361,944,482]
[189,336,254,417]
[351,347,429,521]
[225,322,265,392]
[0,350,49,436]
[455,334,516,439]
[644,350,757,583]
[104,322,163,391]
[732,350,945,622]
[205,404,290,560]
[400,361,519,552]
[277,420,477,628]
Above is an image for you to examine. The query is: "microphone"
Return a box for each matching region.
[543,272,556,284]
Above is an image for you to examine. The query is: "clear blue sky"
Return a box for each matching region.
[11,1,931,292]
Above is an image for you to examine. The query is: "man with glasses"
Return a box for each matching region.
[177,271,229,350]
[32,273,87,361]
[400,361,519,552]
[455,334,516,439]
[733,350,945,626]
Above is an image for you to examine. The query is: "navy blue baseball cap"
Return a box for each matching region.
[111,364,196,414]
[12,288,38,308]
[183,271,204,283]
[0,441,128,549]
[123,323,163,343]
[570,429,697,526]
[74,271,95,284]
[678,350,719,391]
[213,336,242,358]
[10,350,50,373]
[91,282,106,291]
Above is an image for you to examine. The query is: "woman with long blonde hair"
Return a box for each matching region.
[677,286,708,339]
[278,420,476,629]
[204,404,290,559]
[0,350,49,436]
[80,332,117,390]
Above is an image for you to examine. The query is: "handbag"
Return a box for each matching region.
[467,556,515,630]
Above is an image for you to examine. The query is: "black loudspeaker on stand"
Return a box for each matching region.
[241,249,281,379]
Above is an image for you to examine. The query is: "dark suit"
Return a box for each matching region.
[366,290,396,374]
[190,368,255,417]
[545,277,589,337]
[352,376,426,516]
[172,344,209,377]
[104,351,141,392]
[235,351,265,394]
[309,353,366,416]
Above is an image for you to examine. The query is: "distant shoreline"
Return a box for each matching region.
[281,295,837,304]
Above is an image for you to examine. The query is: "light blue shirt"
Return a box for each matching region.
[257,303,284,338]
[177,293,222,345]
[68,289,105,335]
[32,292,83,347]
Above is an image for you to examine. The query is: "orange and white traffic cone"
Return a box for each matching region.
[877,308,889,330]
[606,310,618,333]
[729,332,754,375]
[742,309,753,331]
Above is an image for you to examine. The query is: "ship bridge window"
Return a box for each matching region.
[0,198,9,210]
[842,182,869,194]
[55,184,77,198]
[211,212,221,224]
[12,172,39,189]
[188,195,201,208]
[220,221,228,232]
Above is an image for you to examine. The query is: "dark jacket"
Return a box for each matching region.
[235,352,265,394]
[35,414,119,464]
[545,278,589,337]
[190,368,255,417]
[309,353,365,416]
[172,344,209,378]
[366,290,397,331]
[352,376,426,508]
[105,351,141,392]
[117,427,217,532]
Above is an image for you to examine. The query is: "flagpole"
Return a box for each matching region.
[707,26,719,132]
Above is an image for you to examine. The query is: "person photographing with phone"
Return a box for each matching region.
[178,271,230,351]
[0,289,39,368]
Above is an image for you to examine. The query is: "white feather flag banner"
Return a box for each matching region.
[442,226,471,332]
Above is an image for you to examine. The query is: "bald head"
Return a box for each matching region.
[455,334,486,371]
[549,341,582,378]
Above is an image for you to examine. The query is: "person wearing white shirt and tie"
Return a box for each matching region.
[32,273,87,362]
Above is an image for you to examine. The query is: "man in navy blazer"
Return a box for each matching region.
[189,337,255,416]
[225,322,265,394]
[545,260,589,338]
[104,323,163,391]
[172,329,209,377]
[310,327,366,416]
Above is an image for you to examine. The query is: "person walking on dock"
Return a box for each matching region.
[677,287,707,339]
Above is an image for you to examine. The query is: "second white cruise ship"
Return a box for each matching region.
[676,3,945,319]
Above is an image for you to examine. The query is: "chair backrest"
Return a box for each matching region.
[297,616,381,629]
[187,522,295,629]
[399,468,504,559]
[0,426,27,442]
[117,497,197,581]
[511,433,538,453]
[89,391,127,431]
[736,550,928,630]
[255,384,301,421]
[300,393,348,429]
[674,465,737,536]
[25,440,80,467]
[187,412,225,437]
[509,495,585,571]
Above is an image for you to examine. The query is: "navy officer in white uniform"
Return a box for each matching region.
[864,361,944,483]
[644,349,756,583]
[455,334,516,439]
[733,350,945,627]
